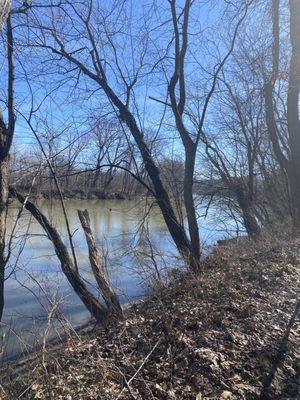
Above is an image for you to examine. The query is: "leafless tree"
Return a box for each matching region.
[264,0,300,229]
[0,3,16,321]
[22,0,253,271]
[9,187,123,321]
[88,116,127,194]
[22,0,192,268]
[164,0,253,258]
[200,78,262,237]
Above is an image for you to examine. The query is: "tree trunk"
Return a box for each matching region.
[45,32,194,270]
[235,187,261,238]
[0,11,15,322]
[92,154,101,189]
[0,156,9,321]
[287,0,300,229]
[107,87,192,264]
[184,145,201,270]
[265,0,300,229]
[103,170,114,195]
[78,209,123,319]
[242,206,261,238]
[9,187,108,322]
[287,163,300,229]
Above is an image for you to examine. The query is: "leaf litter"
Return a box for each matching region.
[1,238,299,399]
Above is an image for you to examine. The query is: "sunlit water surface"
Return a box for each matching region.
[1,199,239,360]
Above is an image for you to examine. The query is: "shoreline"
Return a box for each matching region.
[1,237,299,399]
[9,189,132,201]
[0,298,145,367]
[0,241,244,366]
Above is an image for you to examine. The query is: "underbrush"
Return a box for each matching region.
[1,237,299,399]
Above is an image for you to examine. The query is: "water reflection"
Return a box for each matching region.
[1,199,176,359]
[1,198,236,359]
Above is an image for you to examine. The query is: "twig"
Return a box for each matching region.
[116,338,161,399]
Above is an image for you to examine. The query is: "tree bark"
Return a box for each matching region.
[99,80,193,264]
[287,0,300,229]
[78,209,123,319]
[167,0,201,270]
[0,156,9,321]
[287,164,300,229]
[184,145,201,270]
[265,0,300,229]
[0,12,15,321]
[9,187,108,322]
[235,186,261,238]
[44,37,194,269]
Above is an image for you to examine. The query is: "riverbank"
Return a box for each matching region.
[1,237,299,399]
[9,188,132,200]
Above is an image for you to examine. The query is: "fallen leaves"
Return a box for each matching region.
[1,238,299,399]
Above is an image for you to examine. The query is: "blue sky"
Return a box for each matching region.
[0,0,258,170]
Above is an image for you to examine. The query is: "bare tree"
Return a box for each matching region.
[0,4,15,321]
[9,187,123,321]
[88,117,127,194]
[264,0,300,229]
[165,0,253,259]
[25,0,194,269]
[23,0,252,271]
[200,75,263,237]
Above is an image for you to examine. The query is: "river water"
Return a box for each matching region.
[1,199,237,360]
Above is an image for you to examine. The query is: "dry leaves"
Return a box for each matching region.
[1,238,299,399]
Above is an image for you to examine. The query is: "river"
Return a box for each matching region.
[1,198,238,360]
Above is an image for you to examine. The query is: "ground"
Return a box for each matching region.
[1,237,299,399]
